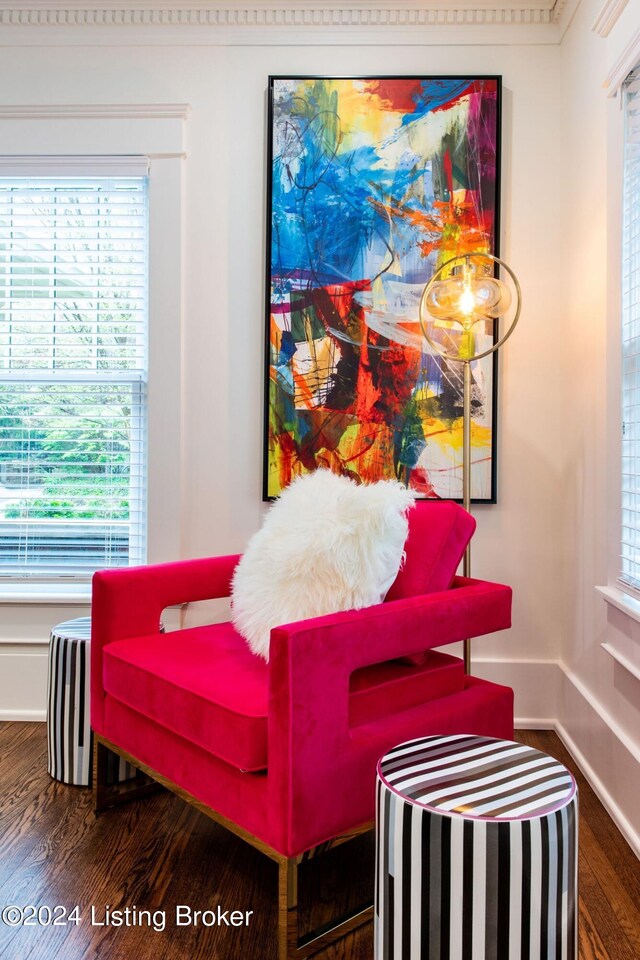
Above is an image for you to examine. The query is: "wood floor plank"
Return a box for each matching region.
[0,773,85,866]
[579,898,610,960]
[0,721,42,761]
[0,744,50,841]
[578,818,640,958]
[578,848,639,960]
[0,723,46,797]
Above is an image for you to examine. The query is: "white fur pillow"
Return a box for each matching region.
[231,470,414,660]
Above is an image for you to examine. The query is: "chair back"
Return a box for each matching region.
[385,500,475,601]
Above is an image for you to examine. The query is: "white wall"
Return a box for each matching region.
[0,34,568,721]
[559,0,640,856]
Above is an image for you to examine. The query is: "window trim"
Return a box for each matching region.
[598,62,638,620]
[597,584,640,624]
[617,69,640,594]
[0,106,185,599]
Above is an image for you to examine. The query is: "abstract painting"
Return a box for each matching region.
[264,76,501,501]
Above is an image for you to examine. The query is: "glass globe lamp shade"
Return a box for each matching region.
[424,260,512,325]
[424,278,466,320]
[472,275,512,318]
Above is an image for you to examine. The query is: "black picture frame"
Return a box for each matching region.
[264,75,502,503]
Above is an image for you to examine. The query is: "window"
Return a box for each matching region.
[0,167,149,579]
[621,69,640,591]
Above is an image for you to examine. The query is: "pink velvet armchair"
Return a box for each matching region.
[91,500,513,959]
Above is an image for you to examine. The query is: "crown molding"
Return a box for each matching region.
[592,0,628,37]
[0,1,559,30]
[0,103,191,119]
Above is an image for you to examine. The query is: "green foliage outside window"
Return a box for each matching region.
[0,383,133,521]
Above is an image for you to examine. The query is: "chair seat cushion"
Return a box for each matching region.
[103,622,270,772]
[103,623,466,773]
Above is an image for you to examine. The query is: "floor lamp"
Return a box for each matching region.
[419,252,522,673]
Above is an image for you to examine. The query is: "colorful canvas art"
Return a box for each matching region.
[264,76,501,500]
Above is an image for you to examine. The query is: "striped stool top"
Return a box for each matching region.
[378,734,576,821]
[51,617,92,641]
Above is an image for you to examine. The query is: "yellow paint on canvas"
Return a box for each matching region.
[330,82,404,153]
[423,418,492,454]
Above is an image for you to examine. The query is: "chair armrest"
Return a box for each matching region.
[92,554,241,642]
[270,576,511,673]
[91,554,240,732]
[266,577,511,851]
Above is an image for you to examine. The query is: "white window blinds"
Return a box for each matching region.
[621,70,640,590]
[0,168,148,579]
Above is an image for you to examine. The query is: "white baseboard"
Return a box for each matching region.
[514,718,556,729]
[0,708,46,721]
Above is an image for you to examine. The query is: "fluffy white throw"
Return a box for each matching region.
[231,470,414,660]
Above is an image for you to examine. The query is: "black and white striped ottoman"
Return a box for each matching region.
[47,617,136,786]
[375,734,578,960]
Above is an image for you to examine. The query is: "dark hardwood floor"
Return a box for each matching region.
[0,724,638,959]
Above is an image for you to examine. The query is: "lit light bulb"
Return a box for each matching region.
[458,286,476,317]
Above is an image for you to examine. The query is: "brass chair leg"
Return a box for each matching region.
[277,853,373,960]
[93,738,110,813]
[278,858,299,960]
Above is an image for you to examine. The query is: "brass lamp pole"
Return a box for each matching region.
[419,252,521,673]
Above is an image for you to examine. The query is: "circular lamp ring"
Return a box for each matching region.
[419,251,522,363]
